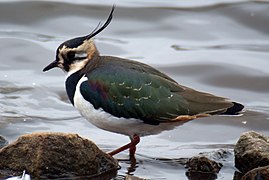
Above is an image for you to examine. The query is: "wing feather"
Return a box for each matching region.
[80,56,235,124]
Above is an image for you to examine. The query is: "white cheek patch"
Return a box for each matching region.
[75,52,88,59]
[67,59,88,77]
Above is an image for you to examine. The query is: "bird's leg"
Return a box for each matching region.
[129,134,140,158]
[108,134,140,157]
[108,142,131,156]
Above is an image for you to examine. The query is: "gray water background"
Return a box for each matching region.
[0,0,269,179]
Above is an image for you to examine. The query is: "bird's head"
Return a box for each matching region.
[43,6,114,74]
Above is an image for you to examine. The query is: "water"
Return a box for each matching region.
[0,0,269,179]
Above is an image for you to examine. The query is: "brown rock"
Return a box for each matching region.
[234,131,269,174]
[185,155,222,180]
[186,171,217,180]
[242,165,269,180]
[186,156,222,174]
[0,132,118,179]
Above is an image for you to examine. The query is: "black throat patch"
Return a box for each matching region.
[65,70,84,105]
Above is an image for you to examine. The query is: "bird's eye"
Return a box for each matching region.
[66,51,75,60]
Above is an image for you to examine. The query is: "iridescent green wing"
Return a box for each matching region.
[80,57,190,124]
[80,57,236,124]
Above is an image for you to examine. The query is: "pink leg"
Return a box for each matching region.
[129,135,140,157]
[108,134,140,157]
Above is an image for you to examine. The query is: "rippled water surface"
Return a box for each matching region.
[0,0,269,179]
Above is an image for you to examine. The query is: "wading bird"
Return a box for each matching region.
[43,6,244,158]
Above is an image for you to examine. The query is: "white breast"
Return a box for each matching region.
[73,76,184,137]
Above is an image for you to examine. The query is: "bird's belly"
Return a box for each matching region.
[74,91,159,136]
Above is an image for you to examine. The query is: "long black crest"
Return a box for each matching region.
[86,5,115,40]
[56,5,115,50]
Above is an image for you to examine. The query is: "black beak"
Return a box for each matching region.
[43,60,58,72]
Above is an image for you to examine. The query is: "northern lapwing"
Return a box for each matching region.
[43,6,244,157]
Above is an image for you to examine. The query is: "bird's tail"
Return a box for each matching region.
[222,102,244,115]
